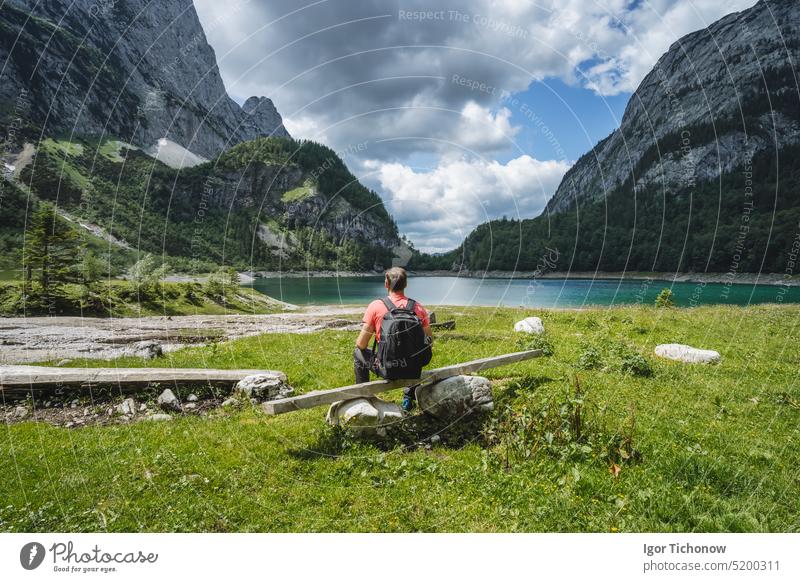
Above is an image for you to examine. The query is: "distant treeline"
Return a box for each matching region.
[410,143,800,274]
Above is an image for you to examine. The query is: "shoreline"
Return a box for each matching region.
[243,270,800,287]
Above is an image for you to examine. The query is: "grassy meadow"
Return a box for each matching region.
[1,304,798,532]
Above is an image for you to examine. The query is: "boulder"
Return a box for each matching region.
[235,373,293,400]
[416,375,493,420]
[326,397,403,438]
[13,405,29,419]
[186,393,199,402]
[654,344,721,364]
[116,398,136,416]
[157,388,181,412]
[514,317,545,334]
[125,341,163,360]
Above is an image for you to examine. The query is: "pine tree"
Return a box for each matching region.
[23,203,80,297]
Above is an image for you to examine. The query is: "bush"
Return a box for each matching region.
[655,288,675,308]
[577,344,603,370]
[515,333,554,356]
[609,342,653,377]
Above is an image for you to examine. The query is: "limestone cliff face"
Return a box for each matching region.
[189,162,399,257]
[546,0,800,214]
[0,0,289,158]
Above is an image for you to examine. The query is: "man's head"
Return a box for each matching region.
[384,267,407,293]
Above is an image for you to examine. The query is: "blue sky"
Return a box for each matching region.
[499,78,631,164]
[195,0,757,252]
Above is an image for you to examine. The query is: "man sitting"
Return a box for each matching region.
[354,267,433,411]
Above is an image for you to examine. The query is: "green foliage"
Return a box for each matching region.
[412,142,800,275]
[126,254,170,297]
[14,137,396,273]
[515,332,554,356]
[0,279,282,316]
[1,304,798,531]
[655,288,675,308]
[22,203,81,296]
[576,339,652,377]
[484,376,640,470]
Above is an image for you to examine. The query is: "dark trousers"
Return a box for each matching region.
[353,347,415,400]
[353,347,375,384]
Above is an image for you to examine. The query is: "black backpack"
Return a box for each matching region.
[373,296,432,380]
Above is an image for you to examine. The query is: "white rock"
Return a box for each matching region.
[654,344,721,364]
[146,414,173,422]
[14,405,29,419]
[116,398,136,416]
[186,393,199,402]
[235,373,292,400]
[184,402,197,410]
[326,397,403,438]
[514,317,545,334]
[157,388,181,412]
[221,398,239,408]
[416,375,494,420]
[138,403,147,412]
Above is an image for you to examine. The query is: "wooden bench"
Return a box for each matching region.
[0,366,284,398]
[262,349,542,415]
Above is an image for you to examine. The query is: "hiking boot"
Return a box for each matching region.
[401,395,415,412]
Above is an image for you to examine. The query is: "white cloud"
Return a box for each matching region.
[365,154,570,252]
[193,0,759,250]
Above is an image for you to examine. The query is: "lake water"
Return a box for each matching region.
[248,275,800,308]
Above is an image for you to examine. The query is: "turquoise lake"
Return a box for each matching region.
[248,275,800,308]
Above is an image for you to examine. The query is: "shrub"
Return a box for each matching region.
[577,344,603,370]
[655,288,675,308]
[610,342,653,377]
[515,333,554,356]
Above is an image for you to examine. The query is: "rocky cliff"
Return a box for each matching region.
[0,0,289,159]
[546,0,800,214]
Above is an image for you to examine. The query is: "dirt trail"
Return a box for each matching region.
[0,306,362,364]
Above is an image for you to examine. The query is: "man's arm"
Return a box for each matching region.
[355,323,375,349]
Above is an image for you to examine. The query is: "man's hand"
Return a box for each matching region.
[355,323,375,349]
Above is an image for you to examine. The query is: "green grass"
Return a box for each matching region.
[281,180,315,203]
[1,304,799,532]
[0,280,286,316]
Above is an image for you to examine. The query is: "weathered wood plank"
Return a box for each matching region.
[262,349,542,415]
[0,366,284,393]
[430,320,456,330]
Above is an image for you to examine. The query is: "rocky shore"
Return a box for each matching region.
[243,269,800,287]
[0,307,362,364]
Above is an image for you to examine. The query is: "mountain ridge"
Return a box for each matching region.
[0,0,289,159]
[545,0,799,215]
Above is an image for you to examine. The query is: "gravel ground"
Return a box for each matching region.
[0,307,362,364]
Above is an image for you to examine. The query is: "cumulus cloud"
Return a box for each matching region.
[193,0,757,250]
[364,155,571,252]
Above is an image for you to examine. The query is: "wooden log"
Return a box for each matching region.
[430,320,456,330]
[0,366,284,397]
[262,349,542,415]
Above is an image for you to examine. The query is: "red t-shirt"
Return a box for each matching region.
[362,292,430,342]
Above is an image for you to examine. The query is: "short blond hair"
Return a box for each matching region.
[385,267,407,292]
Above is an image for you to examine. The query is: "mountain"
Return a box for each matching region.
[0,0,400,273]
[415,0,800,275]
[0,0,288,159]
[546,0,799,214]
[9,136,398,272]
